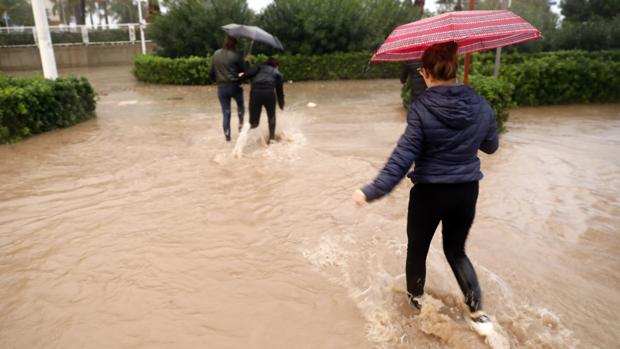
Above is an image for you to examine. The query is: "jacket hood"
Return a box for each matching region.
[417,85,481,129]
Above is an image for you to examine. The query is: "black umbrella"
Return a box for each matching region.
[221,24,284,53]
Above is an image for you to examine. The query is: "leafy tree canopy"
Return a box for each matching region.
[561,0,620,22]
[0,0,34,26]
[148,0,253,57]
[257,0,415,55]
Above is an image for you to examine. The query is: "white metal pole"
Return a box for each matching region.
[493,47,502,78]
[31,0,58,80]
[137,0,146,54]
[494,0,509,78]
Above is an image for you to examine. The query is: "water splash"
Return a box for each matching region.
[232,122,254,158]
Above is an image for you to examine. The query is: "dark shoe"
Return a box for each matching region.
[407,294,422,310]
[469,311,493,336]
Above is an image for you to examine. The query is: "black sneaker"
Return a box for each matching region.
[469,311,493,336]
[407,294,422,310]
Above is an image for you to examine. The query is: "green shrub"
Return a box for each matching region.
[133,54,213,85]
[0,29,133,46]
[465,50,620,106]
[275,52,400,81]
[469,49,620,75]
[469,75,514,132]
[50,31,83,44]
[0,31,85,46]
[147,0,254,58]
[0,76,97,144]
[89,29,132,43]
[133,52,401,84]
[496,53,620,105]
[0,31,35,45]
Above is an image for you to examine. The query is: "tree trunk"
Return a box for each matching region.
[59,0,67,24]
[455,0,463,11]
[76,0,86,25]
[102,1,109,26]
[413,0,425,20]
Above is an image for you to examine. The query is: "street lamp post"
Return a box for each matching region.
[136,0,146,54]
[31,0,58,80]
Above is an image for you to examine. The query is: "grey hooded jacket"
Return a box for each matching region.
[209,49,247,86]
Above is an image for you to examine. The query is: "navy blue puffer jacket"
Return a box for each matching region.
[362,84,499,202]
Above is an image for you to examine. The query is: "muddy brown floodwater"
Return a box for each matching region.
[1,66,619,349]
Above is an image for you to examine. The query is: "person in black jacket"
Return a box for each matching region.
[353,42,499,336]
[242,57,285,143]
[400,61,427,103]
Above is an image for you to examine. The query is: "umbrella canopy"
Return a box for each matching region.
[371,10,541,62]
[221,24,284,50]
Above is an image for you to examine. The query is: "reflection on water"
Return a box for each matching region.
[1,66,619,349]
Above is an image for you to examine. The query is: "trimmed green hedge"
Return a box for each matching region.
[497,54,620,106]
[0,76,97,144]
[471,50,620,68]
[133,54,212,85]
[133,52,401,85]
[274,52,400,81]
[0,29,131,46]
[0,31,34,46]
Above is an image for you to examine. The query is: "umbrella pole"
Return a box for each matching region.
[248,40,254,55]
[463,0,475,85]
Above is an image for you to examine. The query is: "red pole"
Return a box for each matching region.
[463,0,475,84]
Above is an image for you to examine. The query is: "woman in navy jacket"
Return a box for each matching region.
[353,41,499,335]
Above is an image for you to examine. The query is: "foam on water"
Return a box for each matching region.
[228,111,307,161]
[232,122,255,158]
[299,225,578,349]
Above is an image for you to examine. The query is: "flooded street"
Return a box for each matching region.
[1,66,619,349]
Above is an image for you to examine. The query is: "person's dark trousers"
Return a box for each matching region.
[249,88,276,140]
[406,181,482,313]
[217,84,244,141]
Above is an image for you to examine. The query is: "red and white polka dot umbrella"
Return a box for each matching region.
[371,10,542,62]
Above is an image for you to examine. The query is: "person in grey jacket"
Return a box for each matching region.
[242,57,285,143]
[209,36,248,142]
[353,41,499,335]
